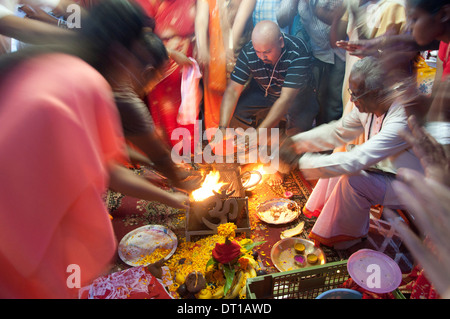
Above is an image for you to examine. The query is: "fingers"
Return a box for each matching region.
[398,116,450,186]
[384,208,450,298]
[278,138,302,174]
[392,174,450,254]
[178,195,190,210]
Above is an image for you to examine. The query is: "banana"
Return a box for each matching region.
[247,265,257,278]
[212,285,224,299]
[196,288,213,299]
[224,270,245,299]
[238,284,246,299]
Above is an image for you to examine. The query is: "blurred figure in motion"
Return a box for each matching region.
[407,0,450,156]
[0,0,189,298]
[386,115,450,299]
[278,57,423,250]
[334,0,450,150]
[134,0,199,154]
[111,30,202,191]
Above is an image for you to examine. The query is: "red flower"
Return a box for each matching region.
[212,240,241,264]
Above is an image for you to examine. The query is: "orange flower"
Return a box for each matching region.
[238,257,249,270]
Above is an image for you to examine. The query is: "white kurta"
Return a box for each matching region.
[292,100,423,179]
[290,100,423,246]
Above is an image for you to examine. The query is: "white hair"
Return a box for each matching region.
[351,56,385,91]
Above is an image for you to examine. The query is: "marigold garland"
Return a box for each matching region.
[164,223,254,298]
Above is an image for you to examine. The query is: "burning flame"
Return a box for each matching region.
[242,164,267,189]
[191,170,228,202]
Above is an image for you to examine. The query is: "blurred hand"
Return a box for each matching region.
[173,169,203,192]
[336,39,378,58]
[168,49,194,68]
[195,46,210,70]
[278,137,303,174]
[20,5,57,24]
[385,114,450,298]
[386,169,450,298]
[207,127,227,153]
[165,192,190,210]
[399,115,450,187]
[225,48,236,74]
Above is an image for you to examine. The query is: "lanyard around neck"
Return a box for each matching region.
[264,50,286,97]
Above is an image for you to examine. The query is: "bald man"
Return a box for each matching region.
[217,20,318,139]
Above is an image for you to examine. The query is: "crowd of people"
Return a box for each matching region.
[0,0,448,299]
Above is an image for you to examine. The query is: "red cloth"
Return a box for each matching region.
[407,266,440,299]
[339,278,396,299]
[438,41,450,80]
[0,53,126,298]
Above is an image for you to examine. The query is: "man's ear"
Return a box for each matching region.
[279,36,285,49]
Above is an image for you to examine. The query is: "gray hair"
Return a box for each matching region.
[351,57,385,91]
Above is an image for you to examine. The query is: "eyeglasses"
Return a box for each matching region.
[347,88,373,102]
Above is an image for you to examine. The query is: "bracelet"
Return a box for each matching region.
[218,126,226,130]
[57,19,68,28]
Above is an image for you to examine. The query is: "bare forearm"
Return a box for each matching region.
[231,0,256,50]
[0,15,74,44]
[195,0,209,56]
[220,83,243,127]
[108,164,186,207]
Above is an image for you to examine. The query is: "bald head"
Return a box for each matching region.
[252,21,282,45]
[252,21,284,65]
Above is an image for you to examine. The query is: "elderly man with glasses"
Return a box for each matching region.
[279,56,424,250]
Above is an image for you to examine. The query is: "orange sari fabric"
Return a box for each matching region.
[203,0,228,134]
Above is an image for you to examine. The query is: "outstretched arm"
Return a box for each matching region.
[0,14,74,45]
[108,163,189,210]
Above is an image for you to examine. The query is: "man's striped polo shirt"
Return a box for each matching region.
[230,33,313,98]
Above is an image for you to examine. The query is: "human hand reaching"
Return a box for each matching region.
[384,114,450,298]
[278,137,303,174]
[399,115,450,187]
[385,169,450,298]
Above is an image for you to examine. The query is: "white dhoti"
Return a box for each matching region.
[308,171,404,246]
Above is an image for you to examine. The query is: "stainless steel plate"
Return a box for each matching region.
[271,237,326,272]
[256,198,300,224]
[118,225,177,267]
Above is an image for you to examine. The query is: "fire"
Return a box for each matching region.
[254,164,268,176]
[191,170,228,202]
